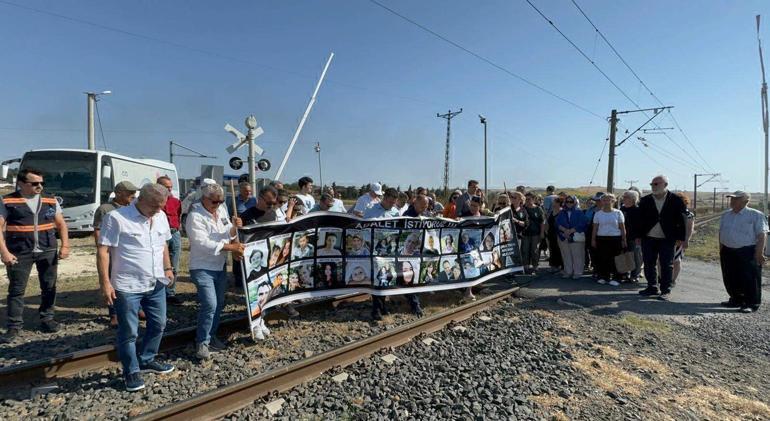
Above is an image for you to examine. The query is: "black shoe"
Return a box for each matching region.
[740,307,755,313]
[166,295,183,306]
[40,320,60,333]
[720,300,742,308]
[639,287,659,296]
[124,372,145,392]
[284,304,300,318]
[658,290,671,301]
[1,328,20,343]
[139,360,175,374]
[372,311,383,321]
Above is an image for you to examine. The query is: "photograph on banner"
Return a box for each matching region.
[268,233,292,268]
[244,239,269,281]
[499,219,513,243]
[459,229,483,253]
[345,228,371,256]
[291,229,316,260]
[481,249,502,272]
[344,258,373,286]
[374,257,397,287]
[268,265,289,298]
[317,228,343,256]
[398,230,423,256]
[460,252,482,278]
[437,256,462,282]
[396,257,421,286]
[246,274,271,318]
[289,259,315,291]
[315,258,344,288]
[482,227,498,252]
[440,229,459,254]
[420,256,440,283]
[423,229,441,255]
[373,229,399,256]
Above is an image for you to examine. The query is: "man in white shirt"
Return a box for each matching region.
[719,191,768,313]
[97,183,176,392]
[294,176,315,215]
[352,182,383,217]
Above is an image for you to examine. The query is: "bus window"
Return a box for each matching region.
[20,151,97,208]
[100,156,114,205]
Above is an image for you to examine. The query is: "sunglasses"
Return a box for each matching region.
[25,181,44,187]
[208,199,225,205]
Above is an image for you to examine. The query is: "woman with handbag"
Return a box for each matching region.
[555,195,587,279]
[591,194,627,286]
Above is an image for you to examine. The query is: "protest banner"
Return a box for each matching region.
[239,208,523,338]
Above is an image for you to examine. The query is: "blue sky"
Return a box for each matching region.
[0,0,768,193]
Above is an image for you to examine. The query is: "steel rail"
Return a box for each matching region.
[134,286,519,421]
[0,293,369,388]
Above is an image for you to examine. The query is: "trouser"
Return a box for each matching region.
[558,239,585,277]
[191,269,228,345]
[166,230,181,297]
[115,282,167,375]
[720,245,762,307]
[585,224,594,270]
[521,234,541,268]
[371,294,420,315]
[630,243,643,278]
[642,237,676,291]
[594,236,622,280]
[6,249,58,329]
[232,255,244,290]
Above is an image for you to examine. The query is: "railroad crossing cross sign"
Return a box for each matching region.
[225,115,264,155]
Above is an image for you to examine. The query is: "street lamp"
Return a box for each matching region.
[479,115,488,199]
[314,142,323,189]
[85,90,111,150]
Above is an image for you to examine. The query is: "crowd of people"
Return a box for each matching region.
[0,169,766,393]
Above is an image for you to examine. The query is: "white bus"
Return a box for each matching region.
[2,149,178,233]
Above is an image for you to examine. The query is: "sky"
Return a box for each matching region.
[0,0,768,193]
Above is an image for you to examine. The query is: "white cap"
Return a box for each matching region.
[202,178,217,186]
[371,182,384,195]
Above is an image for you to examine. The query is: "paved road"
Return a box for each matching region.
[516,259,769,320]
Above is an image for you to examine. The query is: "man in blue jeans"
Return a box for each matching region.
[97,183,176,392]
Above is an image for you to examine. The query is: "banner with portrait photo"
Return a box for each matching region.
[239,208,523,338]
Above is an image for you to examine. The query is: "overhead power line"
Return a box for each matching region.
[367,0,605,120]
[568,0,714,172]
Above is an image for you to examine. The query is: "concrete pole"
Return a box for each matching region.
[606,109,618,194]
[87,93,96,150]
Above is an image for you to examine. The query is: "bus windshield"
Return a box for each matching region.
[20,151,97,208]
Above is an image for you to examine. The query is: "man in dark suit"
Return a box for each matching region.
[636,175,687,300]
[437,260,453,282]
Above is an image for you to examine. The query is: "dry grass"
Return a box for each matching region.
[530,394,567,409]
[592,344,620,359]
[558,336,578,346]
[627,355,671,378]
[668,386,770,420]
[572,356,644,395]
[619,315,671,334]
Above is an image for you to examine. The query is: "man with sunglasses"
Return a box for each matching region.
[637,175,687,300]
[1,168,70,340]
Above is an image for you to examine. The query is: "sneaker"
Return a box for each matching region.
[608,280,620,287]
[639,287,659,296]
[124,372,145,392]
[597,279,608,285]
[260,319,271,336]
[40,319,60,333]
[209,336,227,351]
[140,360,175,374]
[720,300,742,308]
[740,307,755,313]
[284,304,300,318]
[166,295,183,306]
[1,328,20,343]
[658,290,671,301]
[254,328,265,340]
[464,292,477,302]
[196,343,211,359]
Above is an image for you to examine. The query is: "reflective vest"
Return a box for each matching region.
[2,192,58,254]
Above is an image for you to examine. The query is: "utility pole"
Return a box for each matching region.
[625,179,639,188]
[693,173,720,215]
[85,90,111,150]
[479,115,488,199]
[606,106,672,194]
[437,109,462,196]
[607,109,618,194]
[314,142,323,190]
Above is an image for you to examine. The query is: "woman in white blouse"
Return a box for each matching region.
[590,193,627,286]
[186,183,244,360]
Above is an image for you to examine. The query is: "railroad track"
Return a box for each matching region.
[694,212,723,228]
[0,293,370,388]
[134,286,519,421]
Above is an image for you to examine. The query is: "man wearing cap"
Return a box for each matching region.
[352,183,383,217]
[719,191,768,313]
[158,176,183,306]
[93,180,138,327]
[637,175,687,300]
